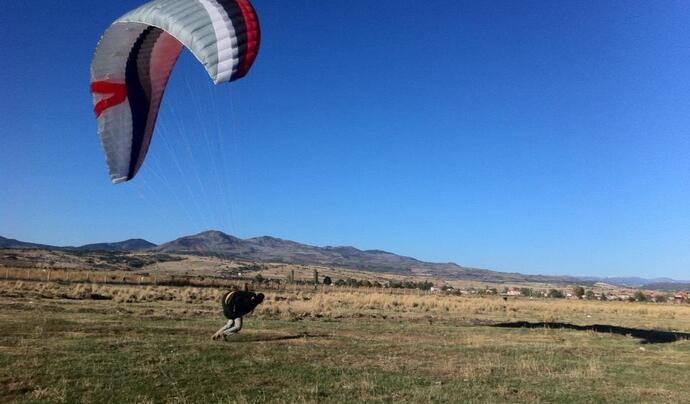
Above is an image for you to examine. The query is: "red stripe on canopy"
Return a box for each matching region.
[91,81,127,118]
[235,0,260,77]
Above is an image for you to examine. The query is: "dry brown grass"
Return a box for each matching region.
[0,266,252,289]
[254,288,690,329]
[2,280,688,331]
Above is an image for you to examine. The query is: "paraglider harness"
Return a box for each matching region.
[221,290,265,320]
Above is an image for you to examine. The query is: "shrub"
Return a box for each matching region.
[573,286,585,299]
[418,281,433,291]
[548,289,565,299]
[127,258,145,269]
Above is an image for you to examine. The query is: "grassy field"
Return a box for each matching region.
[1,281,689,403]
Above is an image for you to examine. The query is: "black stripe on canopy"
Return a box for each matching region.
[125,26,162,180]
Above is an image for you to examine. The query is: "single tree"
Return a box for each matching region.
[548,289,564,299]
[573,286,585,299]
[634,290,647,302]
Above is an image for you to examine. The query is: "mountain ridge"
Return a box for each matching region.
[0,236,156,252]
[77,239,157,252]
[152,231,581,283]
[2,232,687,286]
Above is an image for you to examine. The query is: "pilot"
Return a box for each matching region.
[212,289,265,340]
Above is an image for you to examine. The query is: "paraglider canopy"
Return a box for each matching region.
[90,0,260,183]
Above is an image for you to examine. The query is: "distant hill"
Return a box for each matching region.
[0,236,53,250]
[0,236,156,252]
[578,276,688,287]
[640,282,690,292]
[76,239,157,252]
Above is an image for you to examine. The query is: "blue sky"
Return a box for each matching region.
[1,1,689,278]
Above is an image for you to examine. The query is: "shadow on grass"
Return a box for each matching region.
[492,321,690,344]
[232,333,331,343]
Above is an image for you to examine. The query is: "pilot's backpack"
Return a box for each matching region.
[221,290,265,319]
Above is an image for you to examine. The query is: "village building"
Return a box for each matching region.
[673,291,689,303]
[506,288,522,297]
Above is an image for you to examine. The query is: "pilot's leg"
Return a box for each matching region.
[212,317,243,340]
[212,319,234,340]
[223,317,243,336]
